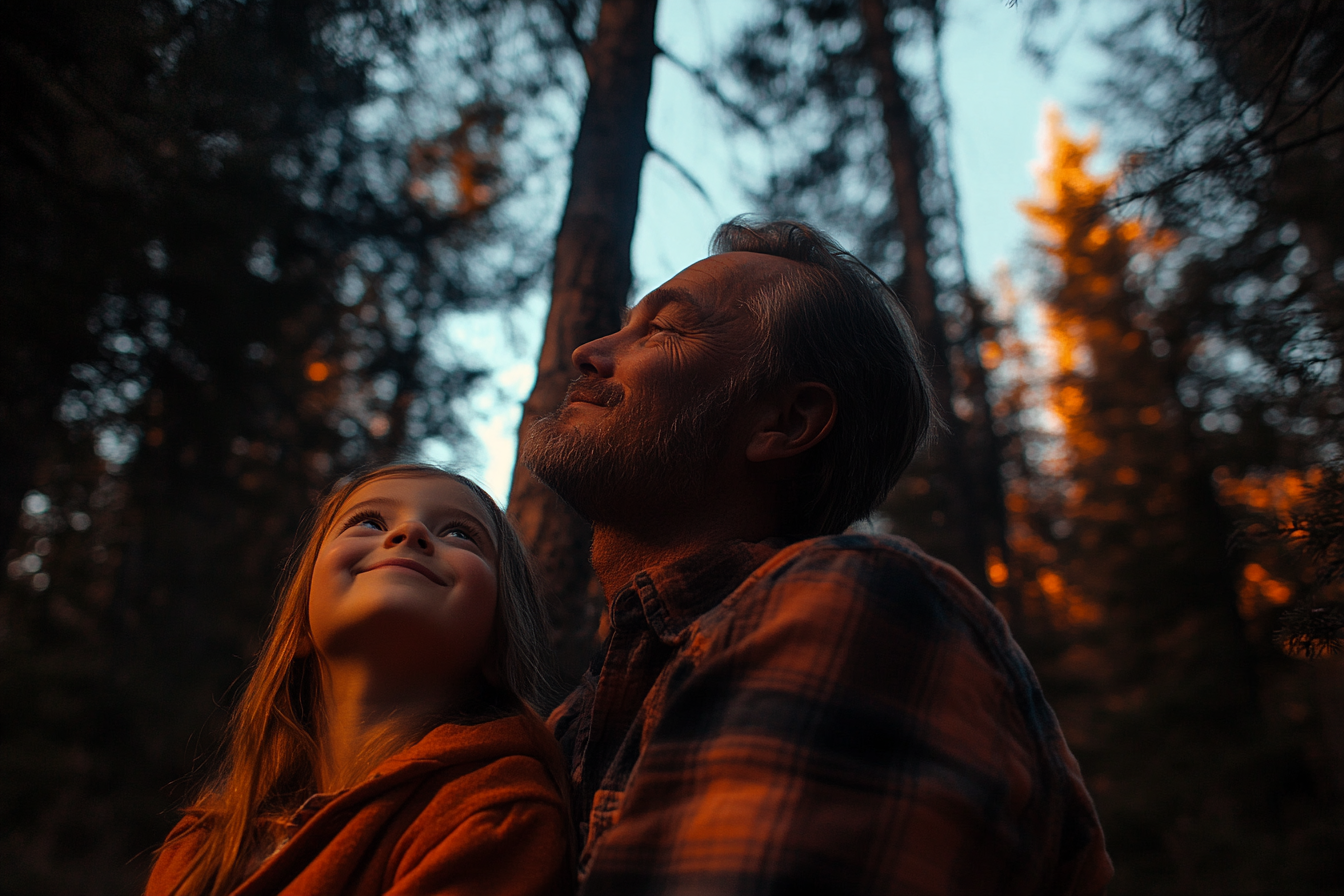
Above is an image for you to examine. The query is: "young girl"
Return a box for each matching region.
[146,464,571,896]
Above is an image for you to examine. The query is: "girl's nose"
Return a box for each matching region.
[385,519,433,553]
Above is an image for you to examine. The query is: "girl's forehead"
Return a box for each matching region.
[335,474,497,541]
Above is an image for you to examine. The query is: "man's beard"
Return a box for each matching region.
[520,375,743,523]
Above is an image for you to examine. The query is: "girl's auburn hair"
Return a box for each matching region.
[165,464,552,896]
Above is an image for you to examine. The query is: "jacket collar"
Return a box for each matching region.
[615,539,787,644]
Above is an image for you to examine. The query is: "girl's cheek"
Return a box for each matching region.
[315,540,359,583]
[459,561,498,613]
[455,564,498,654]
[307,542,353,637]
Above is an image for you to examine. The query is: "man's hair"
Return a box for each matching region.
[711,217,937,537]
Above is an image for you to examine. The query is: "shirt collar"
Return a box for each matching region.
[619,538,787,644]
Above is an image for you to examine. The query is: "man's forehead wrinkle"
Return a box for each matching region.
[642,255,799,327]
[628,287,713,327]
[641,286,701,311]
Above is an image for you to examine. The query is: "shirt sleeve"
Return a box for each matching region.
[580,539,1111,896]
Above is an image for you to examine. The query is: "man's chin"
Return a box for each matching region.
[521,394,722,524]
[519,416,607,518]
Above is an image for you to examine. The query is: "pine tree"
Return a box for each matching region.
[1008,110,1343,893]
[1081,0,1344,668]
[507,0,659,683]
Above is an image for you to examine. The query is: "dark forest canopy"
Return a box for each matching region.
[1000,0,1344,889]
[1016,0,1343,651]
[1086,0,1344,651]
[0,0,580,890]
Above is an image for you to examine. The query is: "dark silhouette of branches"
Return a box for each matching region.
[1264,467,1344,658]
[1094,0,1344,220]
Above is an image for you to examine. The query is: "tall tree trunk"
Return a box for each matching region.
[508,0,658,686]
[859,0,994,595]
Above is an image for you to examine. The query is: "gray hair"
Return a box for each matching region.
[711,217,937,537]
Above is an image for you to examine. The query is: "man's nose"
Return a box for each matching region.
[385,520,433,553]
[572,333,617,377]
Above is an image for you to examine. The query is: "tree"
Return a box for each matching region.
[508,0,659,683]
[0,1,573,890]
[1006,110,1342,893]
[1092,1,1344,838]
[1010,3,1344,881]
[1048,0,1344,669]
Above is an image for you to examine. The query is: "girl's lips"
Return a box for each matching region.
[363,558,447,586]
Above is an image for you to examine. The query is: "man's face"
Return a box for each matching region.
[522,252,794,522]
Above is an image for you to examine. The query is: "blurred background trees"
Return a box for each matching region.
[0,0,574,890]
[715,0,1006,593]
[999,0,1344,888]
[2,0,1342,892]
[1092,0,1344,653]
[1005,115,1296,891]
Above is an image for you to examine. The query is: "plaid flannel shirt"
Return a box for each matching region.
[549,534,1112,895]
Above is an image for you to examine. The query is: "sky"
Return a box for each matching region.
[427,0,1130,503]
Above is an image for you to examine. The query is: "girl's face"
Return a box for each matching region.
[308,474,499,691]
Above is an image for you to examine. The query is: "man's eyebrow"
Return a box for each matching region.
[628,287,701,323]
[648,287,700,308]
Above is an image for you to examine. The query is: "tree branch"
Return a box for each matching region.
[1259,58,1344,146]
[1269,118,1344,154]
[654,43,767,132]
[546,0,587,55]
[1256,0,1321,128]
[648,143,717,214]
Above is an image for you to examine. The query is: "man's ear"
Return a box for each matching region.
[745,382,837,463]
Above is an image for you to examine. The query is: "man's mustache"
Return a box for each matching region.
[563,376,624,409]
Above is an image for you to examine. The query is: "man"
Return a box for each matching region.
[522,219,1112,894]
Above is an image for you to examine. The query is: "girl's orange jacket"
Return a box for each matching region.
[145,712,573,896]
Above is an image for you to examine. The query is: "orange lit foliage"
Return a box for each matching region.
[1215,467,1335,632]
[406,103,504,218]
[1009,108,1183,629]
[1006,110,1274,888]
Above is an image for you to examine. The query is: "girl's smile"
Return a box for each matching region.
[307,474,500,689]
[361,557,447,585]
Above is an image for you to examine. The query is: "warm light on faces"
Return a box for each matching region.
[308,474,500,692]
[522,252,812,524]
[549,253,791,457]
[565,252,787,412]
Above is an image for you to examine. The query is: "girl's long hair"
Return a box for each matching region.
[166,464,551,896]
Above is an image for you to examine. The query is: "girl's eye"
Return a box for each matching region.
[442,525,476,542]
[342,510,385,532]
